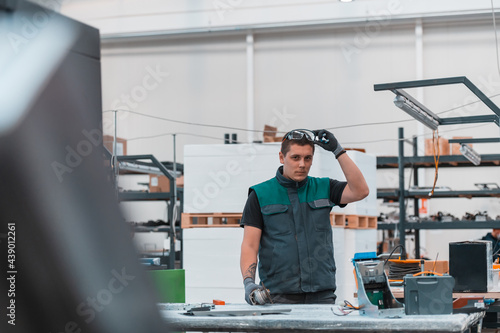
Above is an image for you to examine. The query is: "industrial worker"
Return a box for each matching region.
[240,129,369,304]
[481,229,500,262]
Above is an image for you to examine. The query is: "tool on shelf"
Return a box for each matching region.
[475,183,500,190]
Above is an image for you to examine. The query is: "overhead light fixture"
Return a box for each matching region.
[460,144,481,166]
[339,0,353,2]
[393,94,440,130]
[375,77,500,129]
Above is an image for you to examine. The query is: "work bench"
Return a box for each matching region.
[159,303,484,332]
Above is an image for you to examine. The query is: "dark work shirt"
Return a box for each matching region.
[481,232,500,261]
[241,178,347,230]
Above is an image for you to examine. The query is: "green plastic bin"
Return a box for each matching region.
[147,268,185,303]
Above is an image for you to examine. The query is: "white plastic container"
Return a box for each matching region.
[184,143,377,216]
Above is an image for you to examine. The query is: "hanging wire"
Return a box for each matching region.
[102,108,425,138]
[403,164,414,216]
[429,129,440,196]
[343,123,490,146]
[104,109,267,133]
[383,244,407,266]
[436,92,500,116]
[102,105,494,146]
[126,132,225,142]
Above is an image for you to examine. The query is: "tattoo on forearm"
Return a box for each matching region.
[243,263,257,280]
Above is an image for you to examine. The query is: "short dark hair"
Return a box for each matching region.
[280,135,315,156]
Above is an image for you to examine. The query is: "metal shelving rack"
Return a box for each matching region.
[116,154,184,269]
[376,128,500,257]
[378,189,500,199]
[373,76,500,258]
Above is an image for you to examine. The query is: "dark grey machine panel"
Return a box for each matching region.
[404,275,455,315]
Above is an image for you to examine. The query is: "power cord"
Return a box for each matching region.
[331,300,361,316]
[383,244,407,267]
[429,129,440,196]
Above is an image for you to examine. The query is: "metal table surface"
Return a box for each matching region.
[159,303,485,332]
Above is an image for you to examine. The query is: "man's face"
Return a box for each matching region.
[279,143,314,182]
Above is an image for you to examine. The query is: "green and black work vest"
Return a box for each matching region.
[250,167,337,294]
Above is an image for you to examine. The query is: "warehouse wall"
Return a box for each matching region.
[100,35,248,160]
[99,25,421,161]
[58,0,500,159]
[59,0,499,37]
[253,25,416,154]
[58,1,500,261]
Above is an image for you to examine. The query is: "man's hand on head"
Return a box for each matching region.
[313,129,345,158]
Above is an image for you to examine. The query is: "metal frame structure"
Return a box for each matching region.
[378,221,500,230]
[377,154,500,168]
[374,76,500,128]
[448,138,500,144]
[377,128,500,257]
[378,189,500,199]
[116,154,183,269]
[373,77,500,253]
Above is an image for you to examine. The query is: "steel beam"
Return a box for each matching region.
[379,221,500,230]
[440,115,499,126]
[448,137,500,144]
[377,154,500,168]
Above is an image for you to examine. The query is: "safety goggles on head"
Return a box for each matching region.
[282,129,316,142]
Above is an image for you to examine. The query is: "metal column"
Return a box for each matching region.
[413,136,420,258]
[113,110,119,193]
[398,128,406,250]
[169,134,177,269]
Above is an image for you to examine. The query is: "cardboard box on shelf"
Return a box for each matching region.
[149,175,183,192]
[423,260,449,274]
[177,175,184,188]
[149,175,170,193]
[103,135,127,155]
[263,136,275,143]
[451,136,473,155]
[183,144,377,215]
[425,137,449,156]
[263,125,281,142]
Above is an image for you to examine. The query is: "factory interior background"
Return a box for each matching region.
[3,0,500,331]
[59,0,500,261]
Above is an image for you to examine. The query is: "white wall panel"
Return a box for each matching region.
[183,228,245,303]
[253,26,417,157]
[184,144,377,215]
[101,36,248,163]
[183,225,375,304]
[183,143,281,213]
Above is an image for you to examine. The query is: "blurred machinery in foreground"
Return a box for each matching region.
[0,1,167,332]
